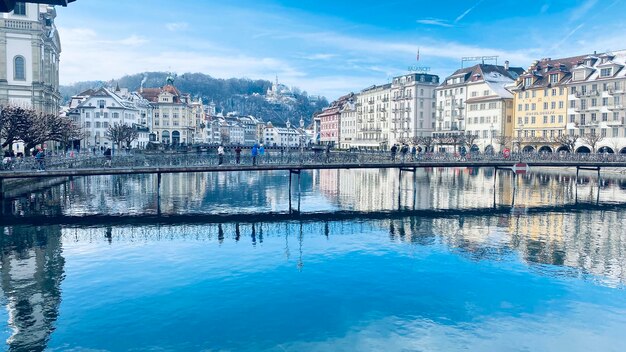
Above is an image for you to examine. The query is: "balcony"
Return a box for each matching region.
[608,104,624,111]
[606,118,623,126]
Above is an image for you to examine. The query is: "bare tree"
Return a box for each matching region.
[54,118,84,151]
[122,126,139,149]
[495,135,511,150]
[553,134,578,153]
[0,106,31,150]
[462,134,479,149]
[105,123,128,149]
[581,133,604,153]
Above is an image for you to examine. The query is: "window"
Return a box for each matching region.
[13,56,25,80]
[532,103,536,111]
[591,98,597,107]
[85,121,91,128]
[559,101,564,109]
[543,116,548,124]
[85,112,91,118]
[550,115,555,123]
[524,77,532,86]
[98,100,105,108]
[613,128,619,137]
[549,74,559,83]
[544,102,549,109]
[103,122,109,128]
[471,91,478,97]
[569,115,575,123]
[113,112,119,118]
[95,122,101,128]
[602,98,609,106]
[601,68,612,77]
[558,115,563,123]
[552,89,557,96]
[13,2,26,15]
[570,87,576,94]
[551,102,556,109]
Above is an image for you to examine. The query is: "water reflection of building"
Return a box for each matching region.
[315,168,433,211]
[0,225,65,351]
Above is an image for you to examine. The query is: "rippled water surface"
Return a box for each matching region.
[1,168,626,351]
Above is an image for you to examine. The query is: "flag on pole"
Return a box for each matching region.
[416,48,420,62]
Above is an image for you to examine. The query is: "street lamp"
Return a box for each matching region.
[286,119,291,150]
[299,116,305,161]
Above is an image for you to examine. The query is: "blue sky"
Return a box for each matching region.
[56,0,626,99]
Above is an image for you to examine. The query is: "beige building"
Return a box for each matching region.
[511,55,584,152]
[140,76,196,145]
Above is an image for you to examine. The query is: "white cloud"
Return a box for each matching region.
[58,27,304,86]
[165,22,189,32]
[569,0,598,22]
[455,0,485,23]
[301,53,337,61]
[416,18,453,27]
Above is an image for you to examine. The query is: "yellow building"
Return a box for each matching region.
[512,56,587,152]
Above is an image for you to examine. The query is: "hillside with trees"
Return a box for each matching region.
[60,72,329,126]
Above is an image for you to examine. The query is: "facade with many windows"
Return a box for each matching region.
[0,2,61,114]
[355,84,391,149]
[390,73,439,146]
[72,87,143,150]
[436,64,522,152]
[512,55,585,152]
[140,77,195,145]
[566,50,626,153]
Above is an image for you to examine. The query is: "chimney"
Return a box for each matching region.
[504,60,510,70]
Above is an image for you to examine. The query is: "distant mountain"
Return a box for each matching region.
[60,72,329,126]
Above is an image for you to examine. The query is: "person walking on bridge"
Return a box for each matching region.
[390,144,398,162]
[35,147,46,171]
[251,144,259,166]
[235,146,242,164]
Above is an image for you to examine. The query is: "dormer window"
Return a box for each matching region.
[524,77,533,86]
[549,74,559,84]
[601,68,613,77]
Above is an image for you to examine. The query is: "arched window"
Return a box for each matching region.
[14,56,25,81]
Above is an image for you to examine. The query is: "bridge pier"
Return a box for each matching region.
[576,166,602,203]
[288,169,301,214]
[157,172,162,215]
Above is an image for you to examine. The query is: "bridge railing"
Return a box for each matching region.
[3,151,626,172]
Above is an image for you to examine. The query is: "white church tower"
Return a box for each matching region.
[0,2,62,114]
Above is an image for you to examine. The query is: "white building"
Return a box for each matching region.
[390,73,439,146]
[264,122,302,147]
[355,84,391,150]
[464,64,521,152]
[73,87,144,150]
[0,3,61,114]
[567,50,626,154]
[435,63,522,152]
